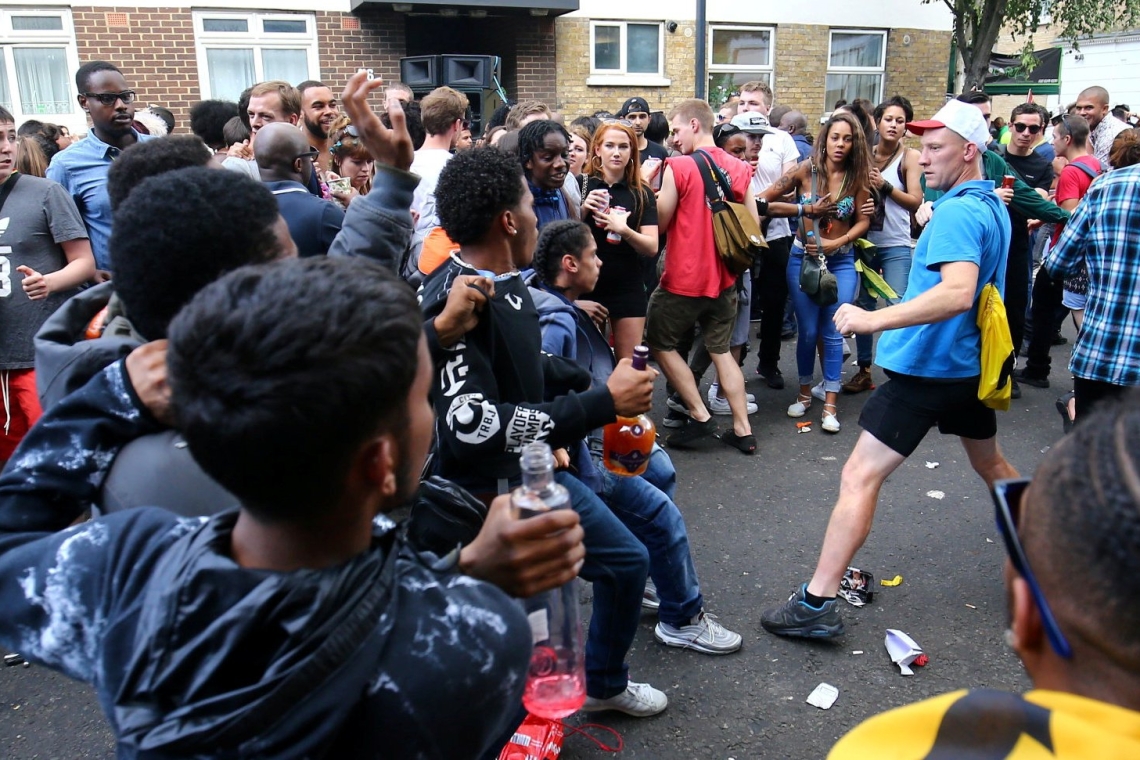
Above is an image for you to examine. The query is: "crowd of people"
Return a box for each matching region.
[0,56,1138,757]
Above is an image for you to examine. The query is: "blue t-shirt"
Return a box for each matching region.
[875,179,1011,379]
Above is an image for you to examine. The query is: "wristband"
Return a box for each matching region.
[881,181,894,196]
[798,203,804,218]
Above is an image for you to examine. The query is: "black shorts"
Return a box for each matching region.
[859,371,997,457]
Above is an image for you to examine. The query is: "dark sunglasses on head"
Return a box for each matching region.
[1012,122,1043,134]
[294,148,320,162]
[990,478,1073,659]
[84,90,136,106]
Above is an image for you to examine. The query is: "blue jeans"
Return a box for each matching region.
[786,247,859,392]
[854,244,913,367]
[595,445,703,627]
[556,471,649,699]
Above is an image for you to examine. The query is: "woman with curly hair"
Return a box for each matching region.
[580,121,659,361]
[326,115,375,207]
[758,111,872,433]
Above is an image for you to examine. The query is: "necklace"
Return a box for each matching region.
[873,142,901,168]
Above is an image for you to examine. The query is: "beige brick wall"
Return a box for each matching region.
[554,20,951,129]
[554,18,697,117]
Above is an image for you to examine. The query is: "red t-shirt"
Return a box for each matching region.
[1051,156,1101,247]
[661,146,753,298]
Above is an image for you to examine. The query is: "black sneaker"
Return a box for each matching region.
[757,365,785,390]
[1051,333,1068,346]
[1010,379,1022,400]
[1013,368,1050,389]
[760,584,845,639]
[665,417,717,447]
[663,408,689,429]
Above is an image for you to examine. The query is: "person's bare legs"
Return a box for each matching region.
[654,348,711,422]
[959,435,1019,488]
[806,431,906,597]
[709,351,752,436]
[712,345,744,401]
[612,317,645,363]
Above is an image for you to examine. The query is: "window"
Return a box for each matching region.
[0,9,79,121]
[707,25,774,107]
[193,11,319,102]
[588,21,668,86]
[825,30,886,109]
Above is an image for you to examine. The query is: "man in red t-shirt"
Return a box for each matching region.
[648,99,758,453]
[1050,115,1101,248]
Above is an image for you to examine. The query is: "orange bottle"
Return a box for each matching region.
[602,345,656,476]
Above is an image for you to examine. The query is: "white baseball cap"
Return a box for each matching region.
[906,99,989,152]
[730,112,777,135]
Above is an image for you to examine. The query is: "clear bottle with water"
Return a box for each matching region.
[511,442,586,719]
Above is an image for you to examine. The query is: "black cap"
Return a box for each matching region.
[618,97,650,117]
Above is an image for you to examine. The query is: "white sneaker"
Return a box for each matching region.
[707,383,755,406]
[654,612,743,655]
[822,404,841,433]
[642,579,661,611]
[581,681,668,717]
[787,394,812,417]
[707,393,758,416]
[811,382,827,401]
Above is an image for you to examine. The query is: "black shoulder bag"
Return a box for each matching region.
[797,164,838,306]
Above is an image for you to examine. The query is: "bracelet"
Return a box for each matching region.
[881,181,894,196]
[798,203,804,218]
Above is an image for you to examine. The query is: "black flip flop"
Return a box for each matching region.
[719,430,757,455]
[1056,391,1075,435]
[666,417,718,447]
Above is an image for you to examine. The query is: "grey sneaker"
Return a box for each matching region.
[642,579,661,611]
[760,584,845,639]
[655,612,743,655]
[581,681,668,717]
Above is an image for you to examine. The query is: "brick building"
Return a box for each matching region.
[3,0,952,136]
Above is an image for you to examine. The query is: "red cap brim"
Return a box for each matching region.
[905,119,947,135]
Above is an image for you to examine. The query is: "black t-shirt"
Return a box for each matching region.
[641,140,668,162]
[1001,148,1054,191]
[582,176,657,302]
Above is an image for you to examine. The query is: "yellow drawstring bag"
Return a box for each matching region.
[976,282,1015,411]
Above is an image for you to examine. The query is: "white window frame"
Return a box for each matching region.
[587,20,670,87]
[707,25,775,106]
[192,10,320,101]
[0,7,82,130]
[825,29,887,109]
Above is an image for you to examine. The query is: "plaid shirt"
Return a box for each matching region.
[1046,164,1140,385]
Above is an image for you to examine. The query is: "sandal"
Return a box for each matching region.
[821,403,840,434]
[719,430,757,455]
[787,393,812,418]
[1056,391,1075,435]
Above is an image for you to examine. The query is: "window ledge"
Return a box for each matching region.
[587,74,672,87]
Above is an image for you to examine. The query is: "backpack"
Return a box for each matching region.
[691,150,767,276]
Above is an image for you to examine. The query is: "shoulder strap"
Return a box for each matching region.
[693,149,734,204]
[1069,160,1100,180]
[0,172,22,216]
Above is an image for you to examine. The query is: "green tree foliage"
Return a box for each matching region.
[927,0,1140,91]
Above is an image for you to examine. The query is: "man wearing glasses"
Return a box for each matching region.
[1000,104,1055,197]
[254,122,343,258]
[47,60,154,279]
[831,397,1140,757]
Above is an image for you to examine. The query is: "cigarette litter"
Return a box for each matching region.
[885,629,926,676]
[852,650,864,655]
[965,604,977,609]
[880,575,903,587]
[796,421,812,433]
[926,490,945,500]
[806,682,839,710]
[838,566,875,607]
[925,461,939,469]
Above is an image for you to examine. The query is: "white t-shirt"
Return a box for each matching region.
[410,149,453,245]
[753,130,797,240]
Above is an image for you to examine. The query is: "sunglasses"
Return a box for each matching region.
[83,90,136,107]
[990,478,1073,659]
[1012,122,1043,134]
[294,148,320,162]
[602,118,634,128]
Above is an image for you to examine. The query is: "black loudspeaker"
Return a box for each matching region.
[456,88,504,139]
[442,55,501,89]
[400,55,441,90]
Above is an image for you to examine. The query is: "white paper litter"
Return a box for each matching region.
[926,490,945,500]
[806,682,839,709]
[885,629,924,676]
[924,461,939,469]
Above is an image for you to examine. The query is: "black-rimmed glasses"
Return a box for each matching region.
[991,478,1073,659]
[83,90,136,106]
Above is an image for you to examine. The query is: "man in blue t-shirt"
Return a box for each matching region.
[761,99,1017,640]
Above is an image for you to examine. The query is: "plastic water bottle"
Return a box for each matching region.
[511,443,586,719]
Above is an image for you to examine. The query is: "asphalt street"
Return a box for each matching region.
[1,328,1075,759]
